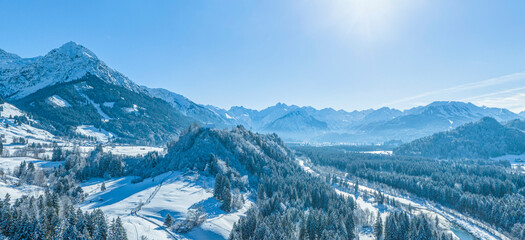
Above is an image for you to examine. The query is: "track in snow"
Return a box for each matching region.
[130,172,181,240]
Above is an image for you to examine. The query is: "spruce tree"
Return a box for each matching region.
[214,174,223,200]
[164,214,174,227]
[221,177,232,212]
[374,213,383,240]
[111,217,127,240]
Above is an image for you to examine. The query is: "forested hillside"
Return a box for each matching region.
[394,117,525,159]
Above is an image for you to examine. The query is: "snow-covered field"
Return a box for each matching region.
[102,145,165,156]
[76,125,117,142]
[0,156,62,171]
[80,171,252,240]
[0,156,59,201]
[492,154,525,173]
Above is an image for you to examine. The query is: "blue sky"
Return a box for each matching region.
[2,0,525,112]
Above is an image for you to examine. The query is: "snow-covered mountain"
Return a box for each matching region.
[365,101,520,131]
[263,109,328,132]
[360,107,403,123]
[0,42,142,100]
[0,42,196,143]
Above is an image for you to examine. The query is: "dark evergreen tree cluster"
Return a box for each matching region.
[214,173,232,212]
[0,191,126,240]
[383,212,454,240]
[297,146,525,238]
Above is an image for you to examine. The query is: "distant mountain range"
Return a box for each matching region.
[207,101,522,143]
[1,42,523,144]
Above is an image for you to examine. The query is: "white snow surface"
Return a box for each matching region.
[0,157,61,201]
[0,103,25,118]
[46,95,71,107]
[80,171,252,240]
[0,119,57,144]
[102,146,164,156]
[103,102,115,108]
[76,125,116,142]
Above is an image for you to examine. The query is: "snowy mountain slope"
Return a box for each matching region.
[213,106,258,128]
[0,101,58,144]
[12,74,192,143]
[403,101,519,123]
[144,87,231,127]
[360,107,403,123]
[0,49,39,70]
[79,126,293,240]
[0,42,142,100]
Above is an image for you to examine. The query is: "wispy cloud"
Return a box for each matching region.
[385,72,525,112]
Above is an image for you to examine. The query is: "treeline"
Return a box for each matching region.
[296,146,525,239]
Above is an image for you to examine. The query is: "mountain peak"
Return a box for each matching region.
[49,41,98,60]
[275,102,288,107]
[427,101,470,107]
[0,42,142,99]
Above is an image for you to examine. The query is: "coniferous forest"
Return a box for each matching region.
[295,145,525,239]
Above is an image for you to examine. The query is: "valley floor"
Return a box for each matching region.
[297,157,511,240]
